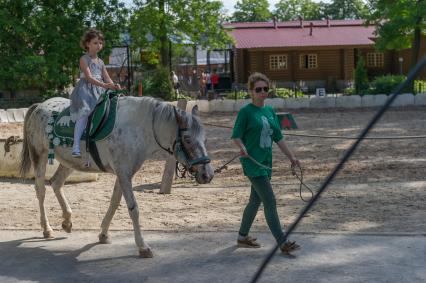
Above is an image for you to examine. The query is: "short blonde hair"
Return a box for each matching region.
[80,28,104,50]
[247,72,270,90]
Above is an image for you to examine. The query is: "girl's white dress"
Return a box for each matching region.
[70,54,106,122]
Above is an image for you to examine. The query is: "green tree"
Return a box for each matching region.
[231,0,271,22]
[130,0,232,69]
[274,0,322,21]
[367,0,426,82]
[354,56,369,95]
[324,0,368,19]
[0,0,128,97]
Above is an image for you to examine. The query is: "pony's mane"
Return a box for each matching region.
[142,97,203,138]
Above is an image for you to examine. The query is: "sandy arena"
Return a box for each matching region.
[1,107,425,235]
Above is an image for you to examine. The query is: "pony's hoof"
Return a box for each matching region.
[43,230,54,239]
[62,221,72,233]
[98,233,111,244]
[139,248,153,258]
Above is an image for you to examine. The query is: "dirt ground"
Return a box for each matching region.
[1,107,425,235]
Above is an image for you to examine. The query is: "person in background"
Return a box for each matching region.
[171,71,180,97]
[211,69,219,99]
[199,69,207,98]
[231,72,301,255]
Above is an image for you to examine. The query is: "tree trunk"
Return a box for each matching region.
[158,0,169,68]
[409,2,423,91]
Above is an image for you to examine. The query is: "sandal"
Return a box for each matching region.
[280,240,301,255]
[237,236,261,248]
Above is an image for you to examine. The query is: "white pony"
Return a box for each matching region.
[20,96,214,257]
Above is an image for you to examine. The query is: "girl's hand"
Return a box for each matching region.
[114,83,121,90]
[104,82,116,89]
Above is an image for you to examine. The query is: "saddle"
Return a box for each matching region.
[50,91,120,171]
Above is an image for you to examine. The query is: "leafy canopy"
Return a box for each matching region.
[0,0,128,94]
[130,0,232,67]
[231,0,271,22]
[274,0,322,21]
[366,0,426,51]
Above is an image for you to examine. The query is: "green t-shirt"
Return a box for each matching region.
[231,103,283,177]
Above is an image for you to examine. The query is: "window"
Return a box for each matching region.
[269,55,288,70]
[299,54,317,69]
[366,52,384,67]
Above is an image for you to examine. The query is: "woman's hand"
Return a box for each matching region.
[114,83,121,90]
[240,147,248,157]
[290,158,300,168]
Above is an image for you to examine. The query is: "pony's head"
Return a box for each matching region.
[173,106,214,184]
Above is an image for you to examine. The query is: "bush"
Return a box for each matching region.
[140,66,174,101]
[343,86,356,95]
[369,75,408,95]
[274,88,304,98]
[354,56,369,95]
[414,80,426,94]
[225,90,249,100]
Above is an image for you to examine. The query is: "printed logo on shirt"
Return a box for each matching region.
[259,116,273,148]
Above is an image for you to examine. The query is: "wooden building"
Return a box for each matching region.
[225,19,426,92]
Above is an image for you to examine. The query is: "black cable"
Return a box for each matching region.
[250,55,426,283]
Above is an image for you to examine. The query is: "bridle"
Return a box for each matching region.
[152,106,211,172]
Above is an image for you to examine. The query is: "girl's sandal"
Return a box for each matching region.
[280,241,301,255]
[237,236,261,248]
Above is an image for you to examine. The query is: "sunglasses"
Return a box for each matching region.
[254,86,269,93]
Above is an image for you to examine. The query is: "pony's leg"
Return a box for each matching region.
[32,151,53,238]
[50,164,74,233]
[99,179,122,244]
[117,174,153,258]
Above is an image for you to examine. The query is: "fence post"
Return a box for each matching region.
[159,99,187,194]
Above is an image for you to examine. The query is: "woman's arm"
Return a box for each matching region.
[232,138,248,156]
[276,139,300,167]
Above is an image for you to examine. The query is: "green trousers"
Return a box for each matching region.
[239,175,284,243]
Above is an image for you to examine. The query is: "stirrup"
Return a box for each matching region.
[71,151,81,158]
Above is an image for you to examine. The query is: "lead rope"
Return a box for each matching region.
[291,164,314,202]
[215,153,313,202]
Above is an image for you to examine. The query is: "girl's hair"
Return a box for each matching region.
[80,28,104,50]
[247,72,270,90]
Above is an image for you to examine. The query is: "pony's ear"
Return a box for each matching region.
[191,105,199,116]
[173,107,187,128]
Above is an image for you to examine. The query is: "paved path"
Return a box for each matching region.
[0,230,425,283]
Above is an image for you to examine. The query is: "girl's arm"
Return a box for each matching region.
[276,139,300,167]
[80,57,115,89]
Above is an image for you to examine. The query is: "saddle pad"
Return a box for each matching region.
[52,94,119,143]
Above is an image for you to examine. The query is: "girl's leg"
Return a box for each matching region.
[238,185,261,237]
[248,176,285,243]
[72,115,88,155]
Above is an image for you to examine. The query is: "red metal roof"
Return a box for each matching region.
[224,20,376,49]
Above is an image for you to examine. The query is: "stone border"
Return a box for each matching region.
[182,93,426,112]
[2,94,426,121]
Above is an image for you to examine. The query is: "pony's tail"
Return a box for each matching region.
[20,103,39,177]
